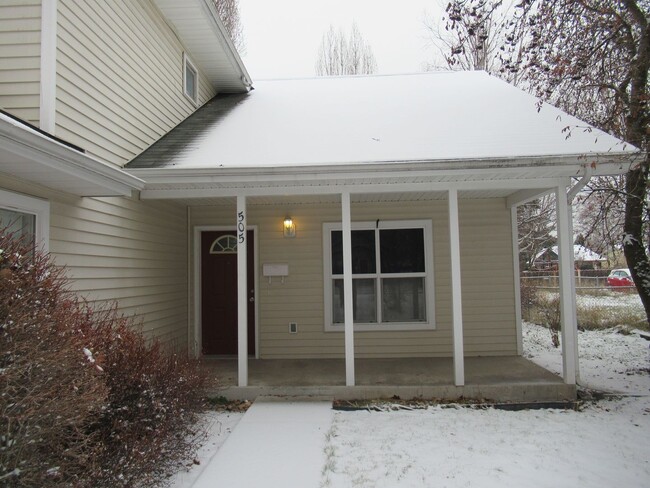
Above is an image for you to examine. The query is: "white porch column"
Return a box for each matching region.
[448,189,464,386]
[236,195,248,387]
[567,201,580,383]
[511,206,523,355]
[341,191,355,386]
[555,185,578,385]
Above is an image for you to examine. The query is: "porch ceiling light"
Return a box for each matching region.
[283,217,296,238]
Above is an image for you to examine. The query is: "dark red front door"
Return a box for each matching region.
[201,230,255,355]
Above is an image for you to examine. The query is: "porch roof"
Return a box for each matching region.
[127,71,637,172]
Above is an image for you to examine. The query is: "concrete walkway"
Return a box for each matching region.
[191,397,333,487]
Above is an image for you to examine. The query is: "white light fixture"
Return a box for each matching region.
[283,217,296,238]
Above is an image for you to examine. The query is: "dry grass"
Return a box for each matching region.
[521,280,648,335]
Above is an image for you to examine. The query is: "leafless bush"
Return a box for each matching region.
[86,307,210,486]
[521,281,560,347]
[536,294,561,348]
[520,278,539,322]
[0,231,209,487]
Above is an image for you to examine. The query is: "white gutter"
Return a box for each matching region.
[127,154,632,184]
[0,113,144,196]
[201,0,252,89]
[153,0,252,92]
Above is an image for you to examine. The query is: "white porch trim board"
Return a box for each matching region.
[40,0,57,133]
[448,188,465,386]
[555,185,578,385]
[139,176,572,200]
[237,195,248,386]
[341,191,356,386]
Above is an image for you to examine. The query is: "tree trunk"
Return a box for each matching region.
[622,0,650,325]
[624,160,650,325]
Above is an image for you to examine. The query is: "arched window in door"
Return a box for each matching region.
[210,234,237,254]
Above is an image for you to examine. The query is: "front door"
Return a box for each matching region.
[201,230,255,355]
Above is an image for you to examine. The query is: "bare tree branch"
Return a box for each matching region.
[315,22,377,76]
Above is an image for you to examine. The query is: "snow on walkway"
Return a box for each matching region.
[187,397,332,488]
[167,411,244,488]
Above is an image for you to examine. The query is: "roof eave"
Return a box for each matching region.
[127,152,638,182]
[153,0,252,93]
[0,114,144,197]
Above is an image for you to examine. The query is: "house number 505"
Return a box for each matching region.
[238,211,246,243]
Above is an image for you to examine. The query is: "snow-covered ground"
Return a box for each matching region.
[576,290,643,314]
[170,323,650,488]
[322,323,650,488]
[167,411,244,488]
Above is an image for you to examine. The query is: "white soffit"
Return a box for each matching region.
[153,0,251,93]
[0,113,144,197]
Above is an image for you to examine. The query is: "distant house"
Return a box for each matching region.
[535,245,607,270]
[0,0,640,400]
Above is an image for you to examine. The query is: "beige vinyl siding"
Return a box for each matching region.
[0,0,41,125]
[55,0,215,168]
[458,200,517,354]
[1,175,189,348]
[190,198,517,359]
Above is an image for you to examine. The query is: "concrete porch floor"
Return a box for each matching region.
[203,356,576,403]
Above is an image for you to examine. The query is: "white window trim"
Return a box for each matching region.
[183,52,199,106]
[0,189,50,251]
[323,219,435,332]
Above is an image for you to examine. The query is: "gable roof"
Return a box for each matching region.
[128,71,638,171]
[536,245,605,262]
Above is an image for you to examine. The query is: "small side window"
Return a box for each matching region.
[183,52,199,105]
[0,189,50,251]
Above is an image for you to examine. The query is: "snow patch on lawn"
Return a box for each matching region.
[524,322,649,394]
[322,398,650,488]
[321,323,650,488]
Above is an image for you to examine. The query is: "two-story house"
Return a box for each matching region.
[0,0,639,401]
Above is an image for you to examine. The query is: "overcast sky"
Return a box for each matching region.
[237,0,446,80]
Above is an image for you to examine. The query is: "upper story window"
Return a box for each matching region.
[183,53,199,105]
[323,220,435,332]
[0,189,50,251]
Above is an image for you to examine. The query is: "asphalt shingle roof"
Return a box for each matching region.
[127,71,636,170]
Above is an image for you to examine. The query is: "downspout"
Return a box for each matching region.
[187,205,194,357]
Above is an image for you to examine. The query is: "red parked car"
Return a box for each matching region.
[607,268,633,287]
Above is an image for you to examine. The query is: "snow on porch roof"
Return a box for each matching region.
[127,71,637,170]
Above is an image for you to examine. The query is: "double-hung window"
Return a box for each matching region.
[323,220,434,331]
[0,189,50,251]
